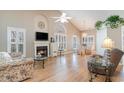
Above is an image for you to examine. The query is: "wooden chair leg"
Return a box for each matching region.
[89,71,93,82]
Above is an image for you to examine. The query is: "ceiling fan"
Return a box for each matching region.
[50,12,72,23]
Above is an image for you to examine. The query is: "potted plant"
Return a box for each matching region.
[95,21,103,30]
[105,15,121,29]
[95,15,124,30]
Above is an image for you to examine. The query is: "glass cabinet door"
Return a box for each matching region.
[11,44,17,53]
[18,31,24,54]
[7,27,26,57]
[10,31,17,53]
[18,44,24,54]
[18,31,24,43]
[11,31,17,43]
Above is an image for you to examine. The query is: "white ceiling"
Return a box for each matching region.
[61,10,124,31]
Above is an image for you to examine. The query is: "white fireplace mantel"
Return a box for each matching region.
[34,41,50,57]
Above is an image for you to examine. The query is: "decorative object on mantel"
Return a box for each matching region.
[95,15,124,30]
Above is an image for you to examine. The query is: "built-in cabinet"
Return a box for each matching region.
[7,27,26,57]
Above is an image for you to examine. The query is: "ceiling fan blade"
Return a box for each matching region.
[66,17,72,19]
[55,19,61,22]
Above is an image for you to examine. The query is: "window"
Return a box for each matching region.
[72,35,78,49]
[55,33,67,50]
[82,35,95,49]
[7,27,26,57]
[54,23,67,51]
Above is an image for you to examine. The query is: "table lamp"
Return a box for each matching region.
[102,37,114,61]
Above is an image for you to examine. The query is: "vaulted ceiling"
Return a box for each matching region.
[61,10,124,31]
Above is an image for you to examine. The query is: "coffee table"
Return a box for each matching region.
[33,57,47,69]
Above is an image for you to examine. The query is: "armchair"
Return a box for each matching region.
[88,48,124,81]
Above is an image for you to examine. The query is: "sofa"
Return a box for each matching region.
[0,52,34,82]
[0,59,34,82]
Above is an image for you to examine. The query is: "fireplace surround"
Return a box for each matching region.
[34,41,49,57]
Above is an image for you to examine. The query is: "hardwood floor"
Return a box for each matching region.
[25,54,124,82]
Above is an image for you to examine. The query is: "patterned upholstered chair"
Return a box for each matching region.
[88,48,124,81]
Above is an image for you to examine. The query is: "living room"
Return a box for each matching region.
[0,10,124,82]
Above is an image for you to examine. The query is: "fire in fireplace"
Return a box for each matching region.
[36,46,48,57]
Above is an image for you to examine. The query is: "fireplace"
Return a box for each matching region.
[34,41,49,57]
[36,46,48,57]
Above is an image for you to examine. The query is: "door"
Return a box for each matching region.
[72,35,78,52]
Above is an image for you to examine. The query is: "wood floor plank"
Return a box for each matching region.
[24,54,124,82]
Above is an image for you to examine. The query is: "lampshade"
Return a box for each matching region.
[102,37,114,49]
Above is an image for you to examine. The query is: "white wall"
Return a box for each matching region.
[96,28,107,55]
[0,10,81,57]
[107,27,122,50]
